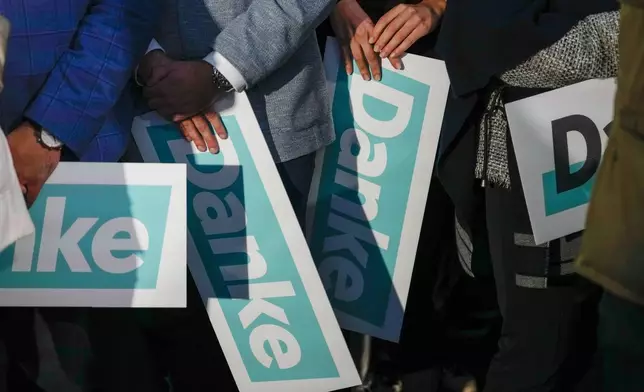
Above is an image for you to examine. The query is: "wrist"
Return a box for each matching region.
[200,60,233,93]
[24,119,63,150]
[421,0,446,16]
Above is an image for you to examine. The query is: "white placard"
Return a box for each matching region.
[307,38,450,342]
[0,162,187,307]
[132,93,360,392]
[505,78,617,244]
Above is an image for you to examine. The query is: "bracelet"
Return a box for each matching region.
[134,65,144,87]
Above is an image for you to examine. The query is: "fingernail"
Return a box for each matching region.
[373,45,380,52]
[209,148,219,154]
[198,146,206,152]
[369,37,375,44]
[220,134,228,140]
[380,52,387,58]
[362,74,370,81]
[375,74,381,81]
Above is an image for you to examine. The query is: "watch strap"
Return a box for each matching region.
[212,67,234,92]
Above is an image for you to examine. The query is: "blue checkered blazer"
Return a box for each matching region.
[0,0,158,162]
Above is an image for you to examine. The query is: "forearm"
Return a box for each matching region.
[25,0,159,154]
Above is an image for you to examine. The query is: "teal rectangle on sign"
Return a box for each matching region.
[309,66,431,327]
[145,118,338,382]
[0,184,172,289]
[542,161,596,216]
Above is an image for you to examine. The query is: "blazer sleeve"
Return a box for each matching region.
[213,0,335,89]
[24,0,159,155]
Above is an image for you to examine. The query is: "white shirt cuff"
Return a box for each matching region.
[147,39,165,54]
[202,51,247,92]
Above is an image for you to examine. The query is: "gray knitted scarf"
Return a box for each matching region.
[475,11,620,188]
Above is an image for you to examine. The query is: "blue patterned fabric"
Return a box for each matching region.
[0,0,158,162]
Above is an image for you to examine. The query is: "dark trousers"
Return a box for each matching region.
[483,178,601,392]
[599,292,644,392]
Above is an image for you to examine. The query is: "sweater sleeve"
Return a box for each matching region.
[500,11,619,89]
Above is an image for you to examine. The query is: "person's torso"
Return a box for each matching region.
[155,0,334,162]
[0,1,136,162]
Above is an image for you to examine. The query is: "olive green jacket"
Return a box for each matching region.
[577,1,644,305]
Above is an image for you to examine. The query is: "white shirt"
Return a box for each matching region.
[0,128,35,252]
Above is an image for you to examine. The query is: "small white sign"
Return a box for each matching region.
[505,78,617,245]
[0,162,187,307]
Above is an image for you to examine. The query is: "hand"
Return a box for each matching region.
[371,0,445,68]
[7,122,61,207]
[177,112,227,154]
[330,0,381,81]
[143,60,221,121]
[137,50,173,87]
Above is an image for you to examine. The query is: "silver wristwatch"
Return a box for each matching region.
[36,128,64,150]
[212,67,234,92]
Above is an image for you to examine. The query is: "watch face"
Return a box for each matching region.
[41,131,63,148]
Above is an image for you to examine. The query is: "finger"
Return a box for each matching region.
[388,56,403,70]
[389,26,426,58]
[25,182,43,208]
[371,5,407,44]
[380,18,417,58]
[374,13,410,55]
[204,111,228,142]
[171,113,192,122]
[192,114,219,154]
[180,119,206,152]
[360,40,382,81]
[350,40,371,81]
[341,45,354,75]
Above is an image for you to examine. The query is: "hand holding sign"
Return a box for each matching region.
[370,0,445,67]
[141,57,229,154]
[331,0,382,81]
[144,60,220,119]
